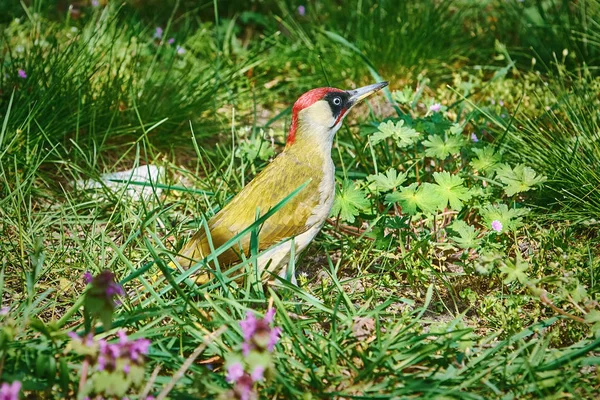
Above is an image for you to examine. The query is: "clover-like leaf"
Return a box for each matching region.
[495,163,547,196]
[371,120,419,148]
[331,180,370,223]
[367,169,407,193]
[585,310,600,338]
[392,87,414,105]
[235,135,275,161]
[479,203,530,232]
[431,172,473,211]
[448,123,464,136]
[423,135,463,159]
[386,182,441,215]
[448,220,481,249]
[471,146,502,174]
[499,257,529,284]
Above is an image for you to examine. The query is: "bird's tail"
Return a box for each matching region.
[155,234,211,284]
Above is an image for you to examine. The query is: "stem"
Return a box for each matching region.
[56,296,85,328]
[77,358,89,398]
[540,290,585,324]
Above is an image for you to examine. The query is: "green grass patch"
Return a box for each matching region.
[1,0,599,398]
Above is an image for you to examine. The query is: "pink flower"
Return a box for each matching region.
[297,5,306,16]
[86,270,124,305]
[240,308,282,354]
[429,103,441,112]
[0,381,21,400]
[17,69,26,79]
[267,326,281,352]
[240,312,257,341]
[71,330,149,373]
[241,341,251,357]
[227,362,244,383]
[154,27,163,39]
[167,38,175,45]
[471,133,478,142]
[491,220,503,232]
[69,331,94,347]
[235,374,254,400]
[176,45,186,55]
[264,307,275,324]
[251,366,265,382]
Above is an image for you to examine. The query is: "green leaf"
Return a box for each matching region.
[585,310,600,324]
[495,163,547,196]
[423,135,463,159]
[448,123,464,136]
[331,180,370,223]
[367,168,407,193]
[499,257,529,284]
[448,220,481,249]
[371,120,419,148]
[479,203,530,232]
[392,87,414,105]
[432,172,473,211]
[471,146,502,174]
[386,182,441,215]
[235,134,275,161]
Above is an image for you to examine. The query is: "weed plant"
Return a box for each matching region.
[0,0,599,399]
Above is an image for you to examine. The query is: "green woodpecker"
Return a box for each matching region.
[172,81,388,283]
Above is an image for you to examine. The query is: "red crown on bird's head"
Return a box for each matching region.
[287,87,344,146]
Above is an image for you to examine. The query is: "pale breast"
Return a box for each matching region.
[305,157,335,227]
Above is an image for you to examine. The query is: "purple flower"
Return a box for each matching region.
[83,271,93,284]
[176,46,186,55]
[0,307,9,316]
[0,381,21,400]
[167,38,175,45]
[106,282,125,297]
[17,69,26,79]
[499,100,505,107]
[251,366,265,382]
[86,270,124,306]
[264,307,275,323]
[239,308,282,357]
[93,331,150,372]
[97,354,106,371]
[241,341,251,357]
[234,375,254,400]
[297,5,306,16]
[69,331,94,347]
[471,133,478,142]
[154,27,163,39]
[240,312,257,341]
[227,362,244,383]
[267,326,281,352]
[91,0,99,7]
[429,103,441,112]
[491,220,503,232]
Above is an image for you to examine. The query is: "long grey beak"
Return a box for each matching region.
[347,81,389,105]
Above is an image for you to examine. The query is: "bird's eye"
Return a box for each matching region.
[333,97,342,106]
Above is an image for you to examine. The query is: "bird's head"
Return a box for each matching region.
[286,81,388,148]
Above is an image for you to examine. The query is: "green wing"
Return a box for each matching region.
[175,152,324,268]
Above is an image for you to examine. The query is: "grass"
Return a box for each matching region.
[1,0,600,399]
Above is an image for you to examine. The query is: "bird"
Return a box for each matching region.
[170,81,388,284]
